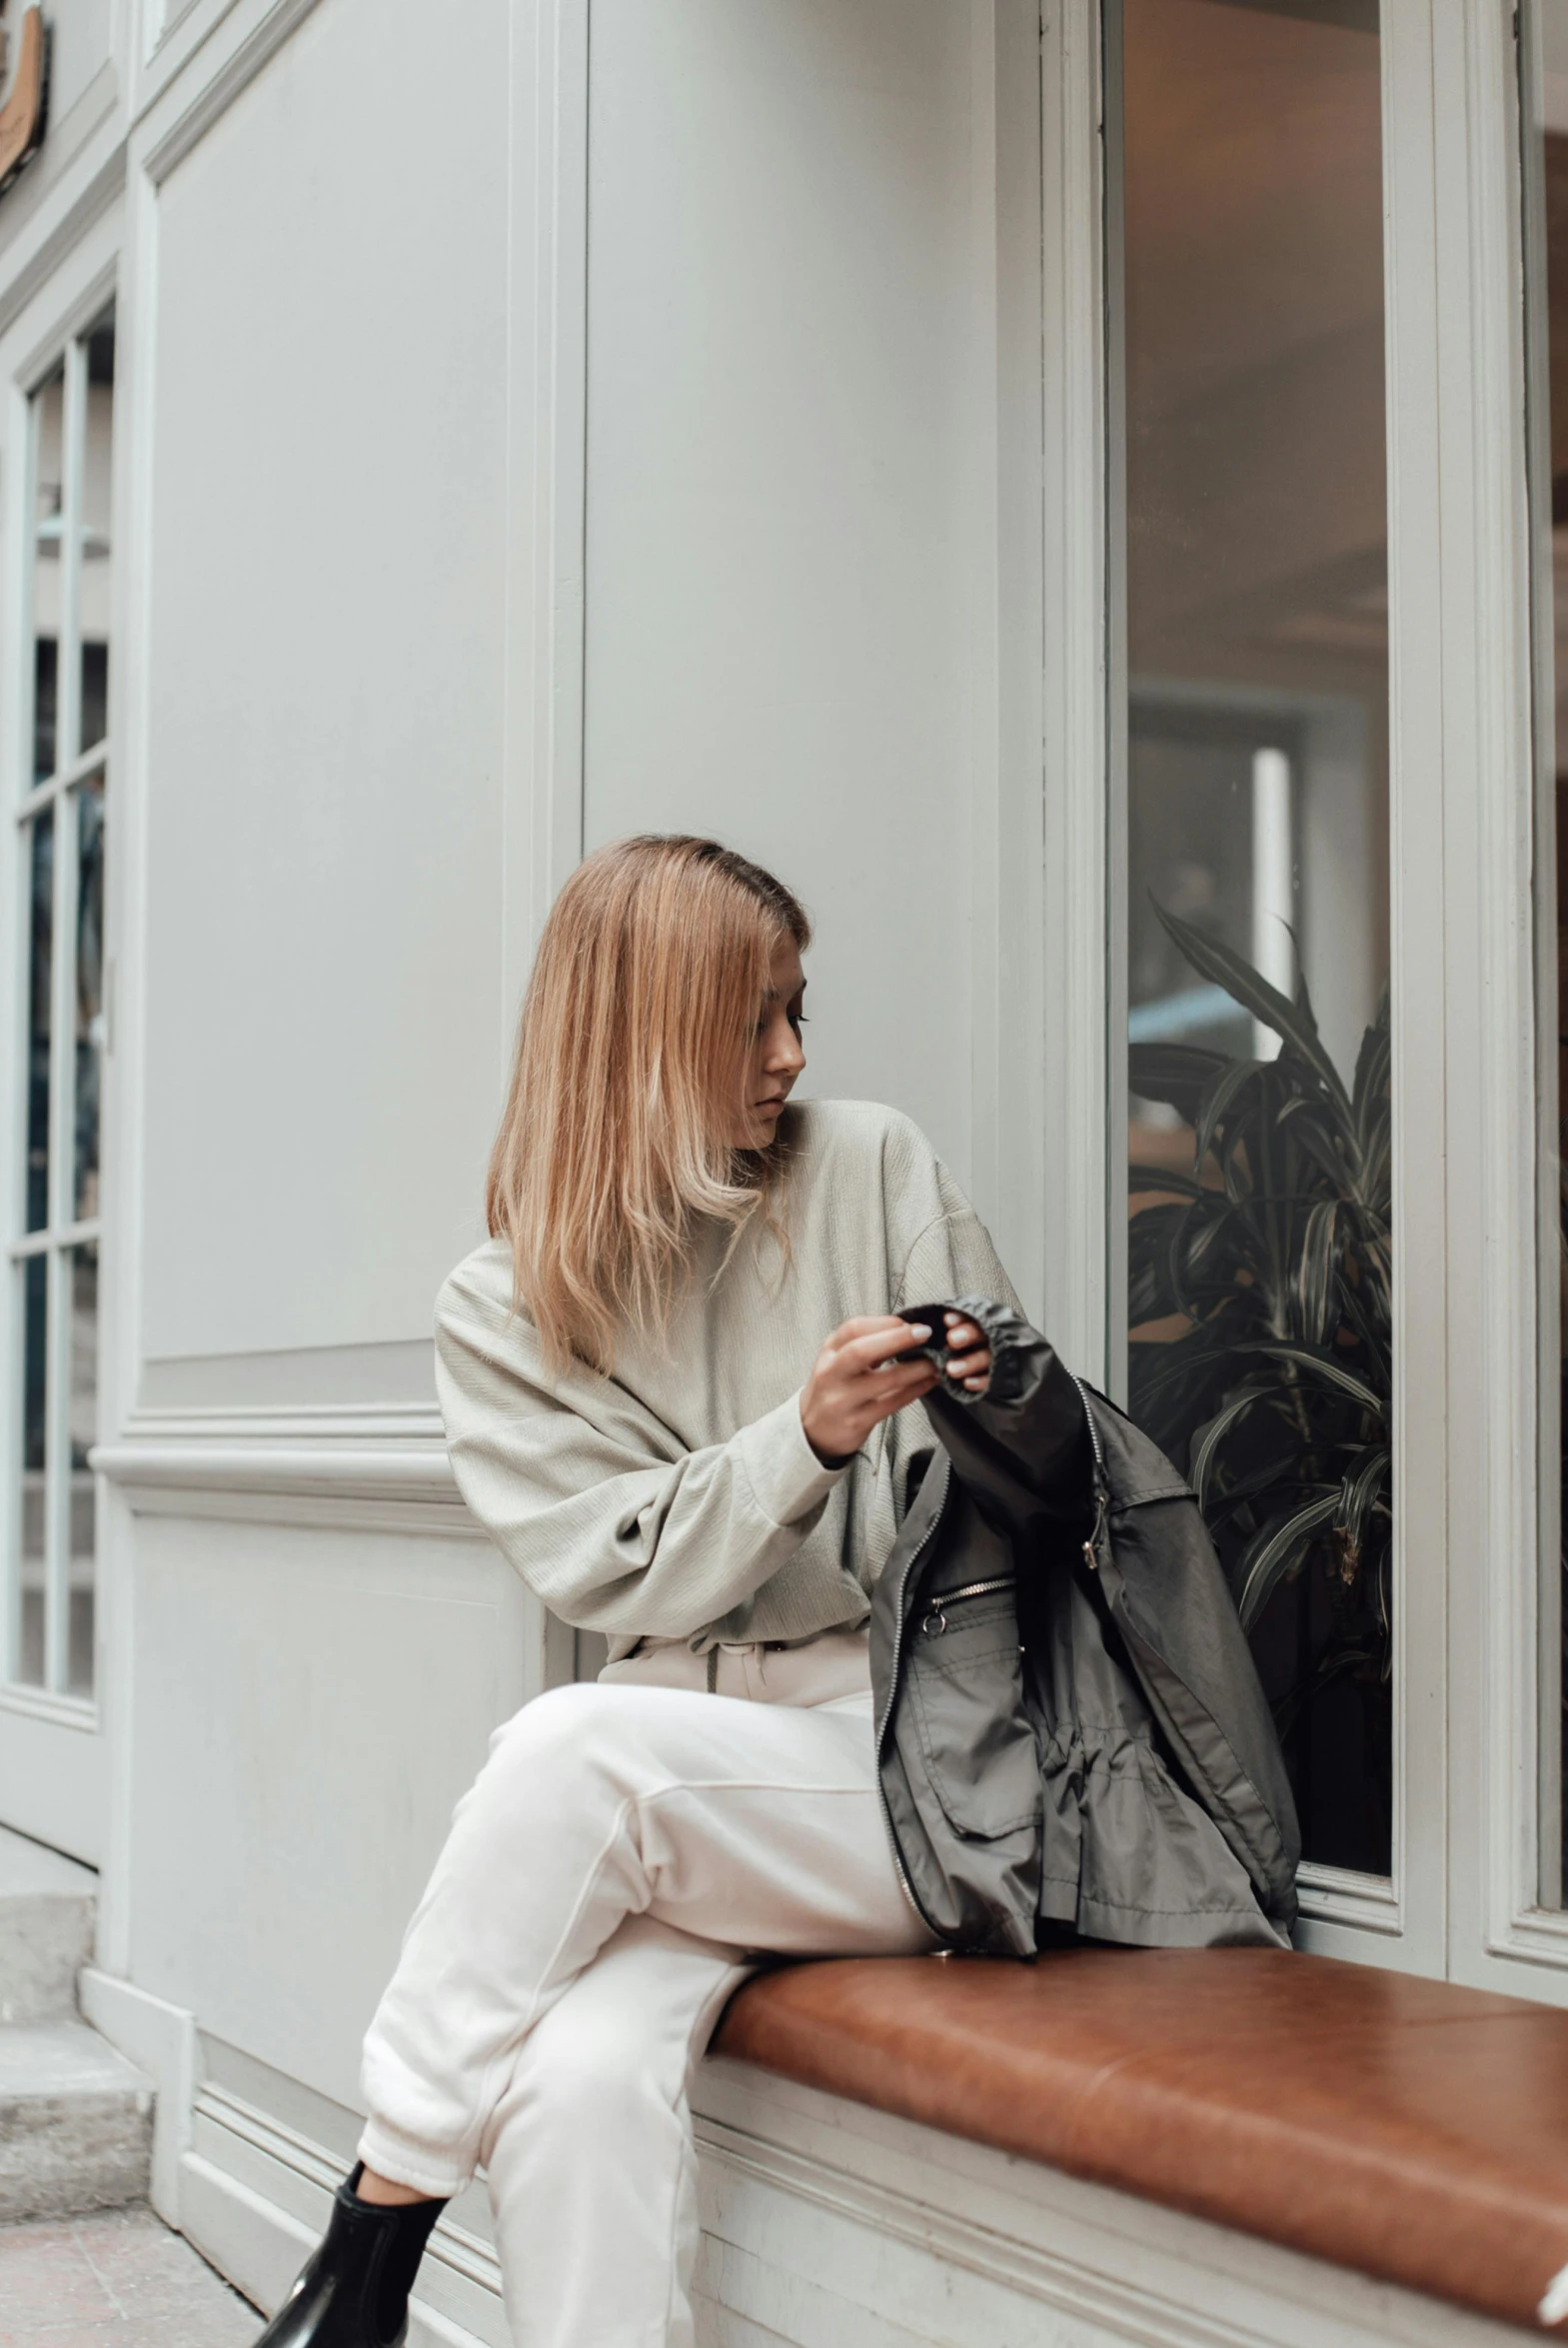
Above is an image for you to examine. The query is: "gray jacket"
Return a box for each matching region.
[869,1298,1301,1956]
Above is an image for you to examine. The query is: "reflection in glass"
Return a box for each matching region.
[75,780,104,1222]
[29,362,62,787]
[17,1254,46,1686]
[67,1244,96,1697]
[79,309,114,759]
[1117,0,1392,1871]
[26,812,52,1233]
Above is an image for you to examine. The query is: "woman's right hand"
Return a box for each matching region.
[798,1317,939,1464]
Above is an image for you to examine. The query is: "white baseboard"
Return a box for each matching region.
[78,1965,196,2226]
[176,2149,489,2347]
[181,2082,508,2346]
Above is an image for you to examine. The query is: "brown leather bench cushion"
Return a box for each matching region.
[714,1947,1568,2332]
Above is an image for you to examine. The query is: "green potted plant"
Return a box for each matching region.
[1128,903,1392,1867]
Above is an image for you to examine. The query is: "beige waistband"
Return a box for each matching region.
[598,1624,871,1707]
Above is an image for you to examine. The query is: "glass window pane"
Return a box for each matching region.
[78,307,114,758]
[74,777,104,1222]
[16,1254,46,1687]
[67,1242,96,1698]
[29,362,63,787]
[25,809,52,1233]
[1116,0,1392,1873]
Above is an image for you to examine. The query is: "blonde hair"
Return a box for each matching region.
[487,835,811,1373]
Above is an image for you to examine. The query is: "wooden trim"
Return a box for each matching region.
[0,10,50,204]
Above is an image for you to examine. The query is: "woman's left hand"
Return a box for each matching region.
[942,1311,991,1394]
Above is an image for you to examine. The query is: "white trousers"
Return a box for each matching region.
[358,1633,931,2348]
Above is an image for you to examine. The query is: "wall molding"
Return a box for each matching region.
[0,137,124,345]
[90,1403,477,1534]
[138,0,327,186]
[79,1966,197,2225]
[112,1399,444,1441]
[500,0,590,1031]
[696,2109,1265,2348]
[182,2081,504,2346]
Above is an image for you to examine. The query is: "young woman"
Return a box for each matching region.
[258,835,1015,2348]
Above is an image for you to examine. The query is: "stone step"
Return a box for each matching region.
[0,1824,96,2024]
[0,2018,153,2221]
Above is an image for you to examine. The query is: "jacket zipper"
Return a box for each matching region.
[1069,1372,1110,1573]
[879,1371,1110,1945]
[875,1456,949,1936]
[920,1574,1015,1634]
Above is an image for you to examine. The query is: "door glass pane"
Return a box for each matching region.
[74,777,104,1222]
[1526,0,1568,1908]
[67,1242,96,1697]
[1117,0,1392,1872]
[29,362,63,787]
[25,809,52,1233]
[78,308,114,758]
[16,1253,46,1687]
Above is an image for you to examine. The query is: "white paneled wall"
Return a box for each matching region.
[140,0,510,1372]
[583,0,989,1192]
[126,1513,536,2107]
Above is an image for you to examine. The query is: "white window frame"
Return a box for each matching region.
[1040,0,1559,1993]
[0,242,120,1750]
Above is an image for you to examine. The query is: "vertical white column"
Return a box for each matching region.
[1251,745,1294,1059]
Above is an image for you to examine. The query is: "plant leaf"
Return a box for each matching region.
[1192,1055,1265,1174]
[1188,1383,1268,1505]
[1151,900,1353,1119]
[1295,1199,1344,1345]
[1129,1042,1229,1122]
[1235,1490,1340,1627]
[1242,1340,1386,1415]
[1352,987,1391,1119]
[1336,1443,1391,1548]
[1275,1097,1359,1194]
[1128,1164,1211,1200]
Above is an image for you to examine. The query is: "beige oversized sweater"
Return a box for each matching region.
[434,1099,1019,1659]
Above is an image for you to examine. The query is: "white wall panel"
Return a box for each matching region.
[49,0,114,124]
[127,1513,541,2107]
[140,0,510,1367]
[582,0,984,1190]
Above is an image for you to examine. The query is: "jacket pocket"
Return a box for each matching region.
[1073,1734,1284,1948]
[905,1586,1041,1838]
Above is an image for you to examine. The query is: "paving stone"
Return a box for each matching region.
[0,2207,257,2345]
[0,2026,152,2223]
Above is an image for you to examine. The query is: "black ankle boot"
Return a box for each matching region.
[254,2166,448,2347]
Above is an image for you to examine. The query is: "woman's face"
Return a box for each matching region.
[730,934,806,1150]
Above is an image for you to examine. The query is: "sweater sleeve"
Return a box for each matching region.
[434,1275,848,1639]
[890,1169,1024,1319]
[868,1127,1025,1528]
